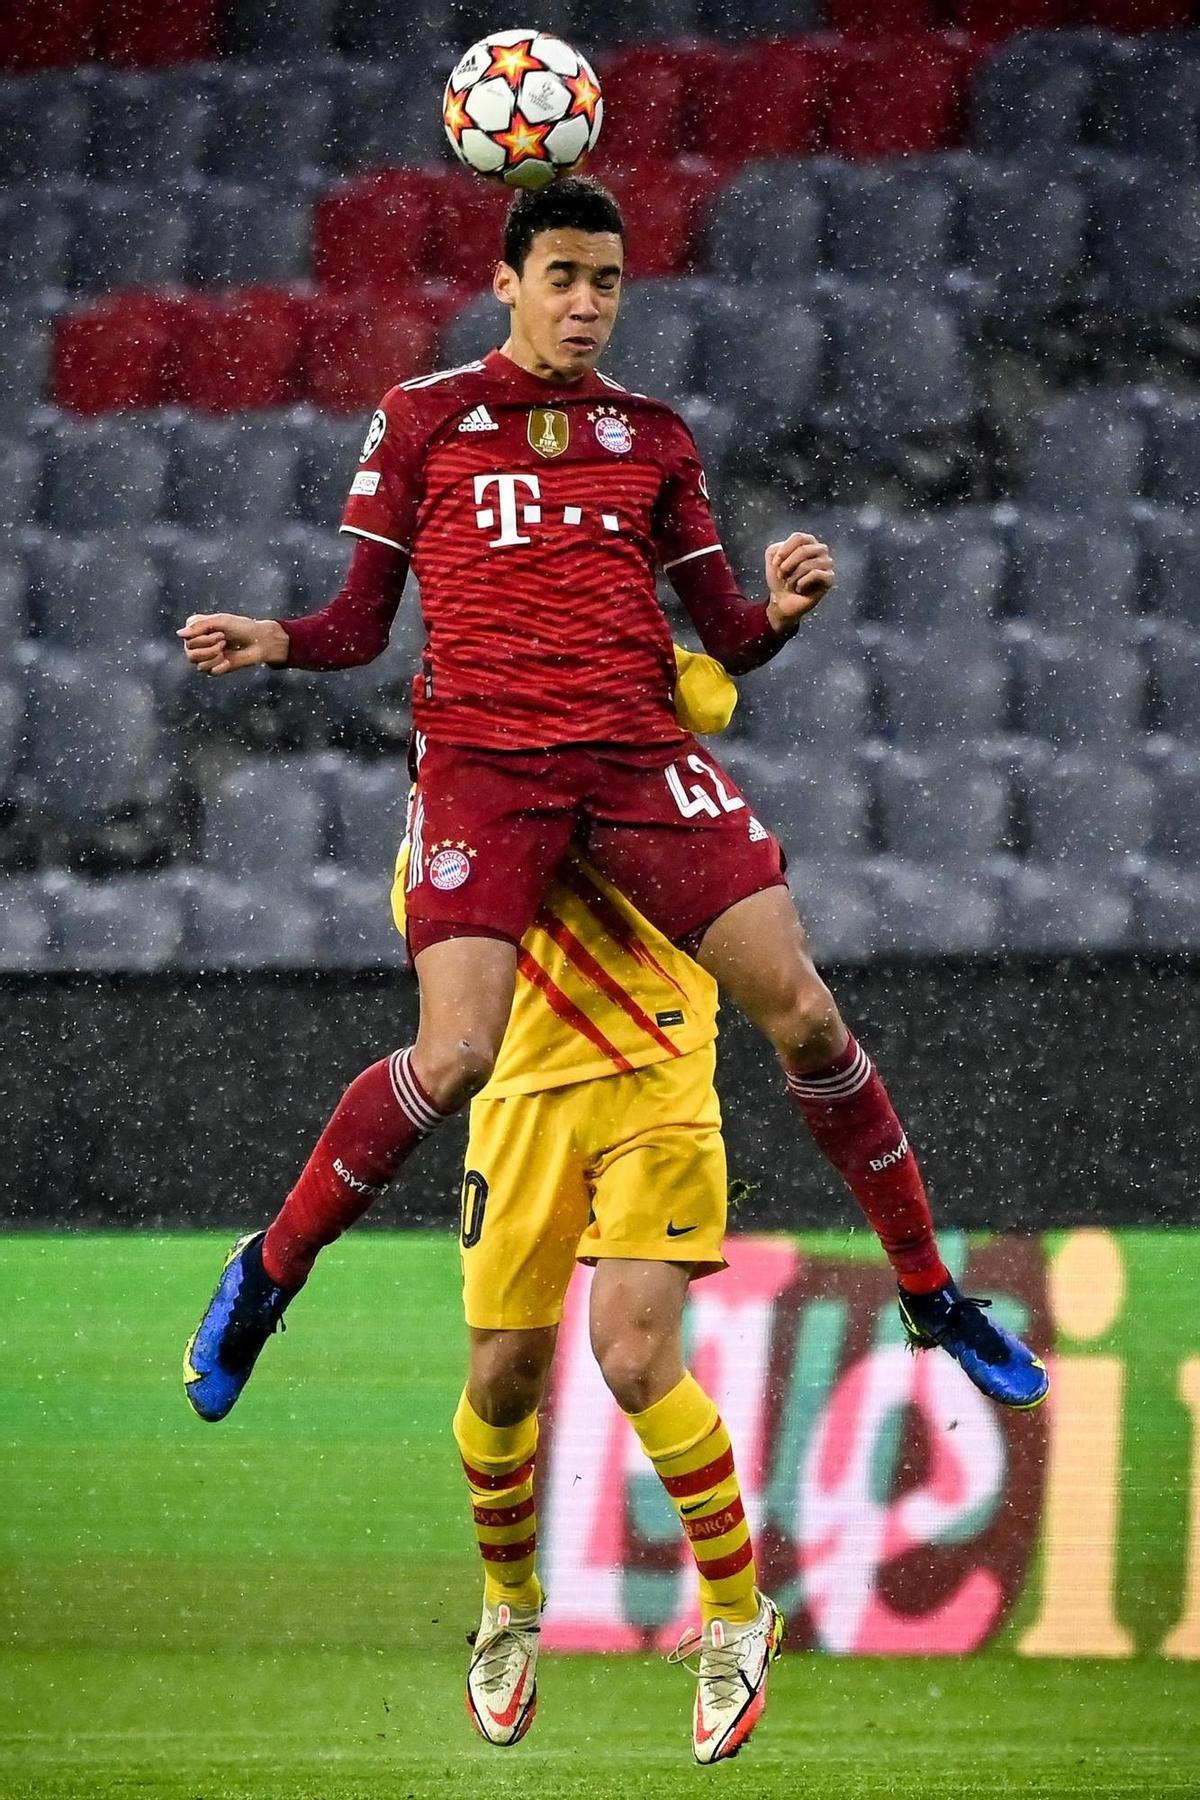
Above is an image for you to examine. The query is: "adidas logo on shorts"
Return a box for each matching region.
[458,405,498,433]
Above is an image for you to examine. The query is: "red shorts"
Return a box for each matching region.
[404,737,786,957]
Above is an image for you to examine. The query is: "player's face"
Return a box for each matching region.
[495,227,623,382]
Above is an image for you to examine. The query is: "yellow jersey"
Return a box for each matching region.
[390,646,731,1100]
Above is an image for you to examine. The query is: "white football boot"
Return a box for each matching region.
[670,1590,784,1764]
[465,1597,541,1746]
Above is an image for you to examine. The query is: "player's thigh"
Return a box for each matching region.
[579,1047,728,1279]
[695,882,842,1048]
[585,740,786,947]
[405,740,577,952]
[459,1087,594,1332]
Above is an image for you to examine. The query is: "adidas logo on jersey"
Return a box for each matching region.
[458,405,498,433]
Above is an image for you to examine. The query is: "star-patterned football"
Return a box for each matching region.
[442,30,603,190]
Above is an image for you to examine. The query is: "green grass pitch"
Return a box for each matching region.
[2,1234,1197,1800]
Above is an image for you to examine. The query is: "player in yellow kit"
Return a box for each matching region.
[393,647,781,1764]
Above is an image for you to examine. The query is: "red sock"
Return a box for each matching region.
[785,1036,949,1294]
[261,1049,446,1287]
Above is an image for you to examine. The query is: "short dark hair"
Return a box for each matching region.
[503,175,624,274]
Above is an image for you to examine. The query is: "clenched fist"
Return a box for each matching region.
[764,533,835,636]
[176,613,290,676]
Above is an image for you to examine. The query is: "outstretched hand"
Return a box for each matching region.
[764,533,835,634]
[176,613,289,676]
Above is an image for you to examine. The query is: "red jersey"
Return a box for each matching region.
[335,349,759,751]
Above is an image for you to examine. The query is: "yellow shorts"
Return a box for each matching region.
[459,1043,727,1331]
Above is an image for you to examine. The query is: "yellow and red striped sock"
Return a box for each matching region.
[452,1390,542,1616]
[626,1373,758,1628]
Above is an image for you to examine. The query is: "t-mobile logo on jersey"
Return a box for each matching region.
[473,473,621,550]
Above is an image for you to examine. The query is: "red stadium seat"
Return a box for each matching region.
[303,292,441,412]
[99,0,225,65]
[825,34,970,160]
[314,172,443,292]
[430,177,511,288]
[949,0,1067,30]
[692,41,824,165]
[174,289,303,411]
[827,0,936,34]
[53,293,179,413]
[1086,0,1195,26]
[606,161,723,279]
[0,0,101,69]
[594,48,693,167]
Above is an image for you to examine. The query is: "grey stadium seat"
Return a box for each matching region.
[872,862,1001,957]
[602,280,703,404]
[676,395,736,475]
[1092,171,1200,315]
[26,535,164,651]
[1098,40,1200,167]
[163,538,292,634]
[329,62,449,171]
[311,868,406,969]
[48,873,185,973]
[68,188,190,294]
[0,554,28,650]
[783,856,877,963]
[335,0,458,58]
[326,757,407,878]
[22,650,172,824]
[1014,633,1144,749]
[441,292,507,369]
[971,34,1101,155]
[819,286,976,446]
[1024,753,1154,869]
[1001,864,1131,954]
[0,678,23,795]
[875,642,1008,751]
[869,514,1005,636]
[1150,746,1200,865]
[0,75,90,184]
[168,418,301,532]
[717,744,869,861]
[0,304,51,412]
[1134,865,1200,951]
[280,526,354,612]
[202,70,337,184]
[1138,507,1200,626]
[1148,622,1200,742]
[701,289,825,442]
[224,0,340,59]
[0,192,73,298]
[39,420,168,533]
[957,163,1088,322]
[871,747,1011,865]
[297,419,365,529]
[186,185,312,287]
[87,72,213,187]
[1019,394,1146,510]
[825,165,957,290]
[702,163,824,286]
[1148,396,1200,508]
[1008,513,1141,639]
[730,656,871,760]
[0,877,49,972]
[0,437,41,536]
[201,756,327,882]
[182,872,320,971]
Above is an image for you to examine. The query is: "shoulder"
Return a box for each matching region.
[594,371,697,451]
[370,360,492,436]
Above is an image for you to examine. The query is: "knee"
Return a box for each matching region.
[412,1036,499,1113]
[592,1328,666,1416]
[469,1332,552,1426]
[766,972,844,1064]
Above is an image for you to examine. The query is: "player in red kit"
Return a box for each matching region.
[181,178,1047,1432]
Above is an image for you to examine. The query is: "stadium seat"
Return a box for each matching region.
[726,506,869,658]
[429,175,510,287]
[1092,169,1200,316]
[602,280,702,402]
[676,394,737,474]
[871,746,1011,863]
[605,163,722,280]
[827,0,936,33]
[970,33,1100,155]
[732,656,872,760]
[168,417,301,532]
[331,61,449,172]
[702,290,825,444]
[0,554,28,651]
[0,678,23,794]
[182,872,320,971]
[824,164,957,289]
[1024,752,1154,868]
[1132,863,1200,951]
[1007,512,1141,639]
[325,757,408,877]
[0,73,90,183]
[702,163,824,287]
[0,878,49,972]
[1001,863,1131,953]
[38,418,168,532]
[201,757,328,883]
[690,41,823,161]
[67,187,190,294]
[26,535,164,651]
[0,304,51,411]
[869,514,1005,635]
[87,72,212,186]
[1147,396,1200,508]
[1149,745,1200,865]
[303,292,444,413]
[0,438,42,537]
[1098,41,1200,166]
[1089,0,1194,26]
[594,47,692,166]
[98,0,225,67]
[53,293,178,413]
[334,0,461,58]
[1138,506,1200,626]
[0,192,72,298]
[0,0,99,72]
[872,861,1002,956]
[310,867,406,968]
[825,35,969,162]
[1147,622,1200,742]
[440,290,507,368]
[1019,394,1146,509]
[280,525,353,613]
[224,0,340,59]
[318,640,416,750]
[782,856,877,962]
[163,539,292,644]
[314,172,441,291]
[1013,632,1144,748]
[719,745,869,861]
[876,641,1008,749]
[950,0,1067,28]
[48,872,185,972]
[22,649,173,826]
[693,0,823,32]
[173,292,304,412]
[201,69,336,184]
[296,417,366,528]
[957,162,1088,324]
[819,285,977,447]
[187,186,313,288]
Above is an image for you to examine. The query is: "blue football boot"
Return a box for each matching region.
[183,1231,298,1421]
[897,1278,1049,1410]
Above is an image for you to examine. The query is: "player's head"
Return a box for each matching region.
[493,176,624,382]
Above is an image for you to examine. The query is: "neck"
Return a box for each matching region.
[498,334,587,386]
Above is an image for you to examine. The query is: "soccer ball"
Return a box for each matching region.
[442,30,603,191]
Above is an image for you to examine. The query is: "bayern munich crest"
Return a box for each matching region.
[428,841,475,891]
[590,406,632,455]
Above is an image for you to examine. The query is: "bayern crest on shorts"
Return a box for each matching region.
[428,842,475,891]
